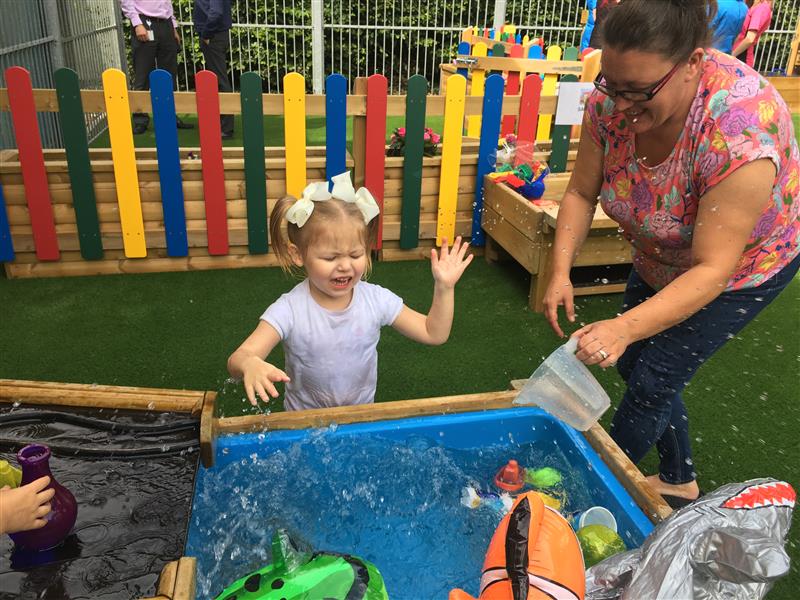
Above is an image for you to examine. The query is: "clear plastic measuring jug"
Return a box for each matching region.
[514,337,610,430]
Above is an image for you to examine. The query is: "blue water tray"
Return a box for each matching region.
[188,406,654,598]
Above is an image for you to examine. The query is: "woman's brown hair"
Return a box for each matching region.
[603,0,718,60]
[269,195,380,276]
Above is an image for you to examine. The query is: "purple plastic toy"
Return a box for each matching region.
[8,444,78,551]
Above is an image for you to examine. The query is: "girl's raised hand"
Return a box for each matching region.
[431,236,473,289]
[241,357,290,406]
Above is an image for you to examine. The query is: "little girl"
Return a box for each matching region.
[228,171,473,410]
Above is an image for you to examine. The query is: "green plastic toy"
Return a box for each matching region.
[214,529,389,600]
[576,524,627,567]
[0,459,22,488]
[524,466,563,489]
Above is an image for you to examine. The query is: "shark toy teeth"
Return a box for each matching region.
[585,478,796,600]
[722,480,796,510]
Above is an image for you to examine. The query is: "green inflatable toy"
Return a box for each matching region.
[576,524,627,567]
[215,529,389,600]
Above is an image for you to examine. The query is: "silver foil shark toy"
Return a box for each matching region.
[586,478,796,600]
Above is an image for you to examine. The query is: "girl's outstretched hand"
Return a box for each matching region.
[431,236,473,289]
[241,357,290,406]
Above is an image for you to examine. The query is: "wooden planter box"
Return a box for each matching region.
[481,178,631,311]
[0,379,215,600]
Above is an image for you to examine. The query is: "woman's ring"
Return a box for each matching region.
[598,349,609,360]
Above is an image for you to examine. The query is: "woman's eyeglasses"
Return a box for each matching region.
[594,62,682,102]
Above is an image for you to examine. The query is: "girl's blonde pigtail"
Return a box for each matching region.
[269,196,298,273]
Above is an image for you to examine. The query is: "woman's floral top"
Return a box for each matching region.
[586,49,799,291]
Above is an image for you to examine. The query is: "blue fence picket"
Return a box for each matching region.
[471,74,505,246]
[325,73,348,185]
[456,41,471,77]
[149,69,188,257]
[0,183,14,262]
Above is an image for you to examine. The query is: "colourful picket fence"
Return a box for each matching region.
[449,29,601,151]
[0,61,581,278]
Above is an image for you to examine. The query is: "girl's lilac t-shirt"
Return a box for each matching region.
[261,279,403,411]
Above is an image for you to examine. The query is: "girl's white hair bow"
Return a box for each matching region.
[284,171,380,228]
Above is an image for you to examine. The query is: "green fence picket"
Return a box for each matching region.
[241,72,268,254]
[54,68,103,259]
[562,46,579,61]
[491,43,506,76]
[400,75,428,249]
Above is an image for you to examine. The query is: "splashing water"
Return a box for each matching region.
[187,416,651,600]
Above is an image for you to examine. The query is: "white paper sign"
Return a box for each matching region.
[554,82,596,126]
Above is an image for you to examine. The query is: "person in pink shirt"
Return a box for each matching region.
[732,0,773,67]
[118,0,194,134]
[542,0,799,508]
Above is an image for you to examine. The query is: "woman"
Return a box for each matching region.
[543,0,799,507]
[732,0,773,68]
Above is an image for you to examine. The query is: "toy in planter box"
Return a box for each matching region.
[490,135,550,200]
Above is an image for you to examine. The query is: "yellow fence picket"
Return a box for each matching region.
[466,42,488,138]
[536,45,563,142]
[435,74,466,246]
[102,68,146,258]
[283,73,307,198]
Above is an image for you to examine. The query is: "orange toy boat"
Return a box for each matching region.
[450,491,585,600]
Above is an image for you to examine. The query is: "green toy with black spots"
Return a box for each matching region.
[215,529,389,600]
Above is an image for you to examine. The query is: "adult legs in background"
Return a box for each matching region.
[131,19,190,134]
[610,253,800,497]
[200,32,234,137]
[154,20,178,86]
[130,26,158,133]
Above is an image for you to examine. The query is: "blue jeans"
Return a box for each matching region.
[610,252,800,484]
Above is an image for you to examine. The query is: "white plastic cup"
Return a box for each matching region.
[513,337,611,431]
[576,506,618,533]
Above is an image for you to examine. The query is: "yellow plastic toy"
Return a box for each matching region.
[0,459,22,488]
